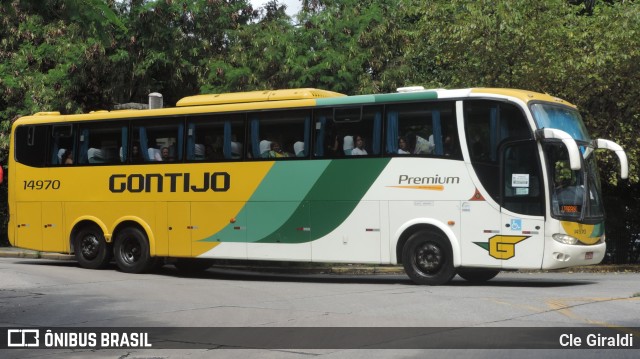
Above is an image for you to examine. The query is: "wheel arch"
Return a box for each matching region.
[112,217,156,256]
[394,219,461,267]
[69,217,109,253]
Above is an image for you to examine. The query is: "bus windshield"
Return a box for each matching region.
[543,142,604,222]
[531,103,591,142]
[532,102,605,222]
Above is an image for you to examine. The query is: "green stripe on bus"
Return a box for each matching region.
[198,160,330,243]
[316,92,439,107]
[198,158,390,244]
[256,158,391,243]
[372,92,438,103]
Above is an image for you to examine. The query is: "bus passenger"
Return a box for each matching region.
[161,147,173,161]
[269,141,289,158]
[61,150,73,165]
[398,136,410,154]
[131,143,143,163]
[351,135,368,156]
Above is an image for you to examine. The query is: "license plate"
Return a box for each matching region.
[585,252,593,260]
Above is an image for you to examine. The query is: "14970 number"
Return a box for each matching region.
[23,180,61,190]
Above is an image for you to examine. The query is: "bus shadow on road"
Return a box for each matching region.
[160,265,598,288]
[10,259,599,288]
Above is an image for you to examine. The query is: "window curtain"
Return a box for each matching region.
[314,116,326,157]
[372,111,382,155]
[386,111,399,154]
[186,123,196,160]
[489,107,498,161]
[139,127,150,161]
[223,121,232,159]
[250,117,260,158]
[79,128,89,164]
[303,116,310,156]
[177,124,184,160]
[121,126,128,162]
[51,130,60,164]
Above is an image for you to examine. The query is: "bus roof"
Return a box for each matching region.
[176,88,346,107]
[15,87,576,124]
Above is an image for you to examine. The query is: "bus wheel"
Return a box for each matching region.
[74,225,112,269]
[114,227,153,273]
[457,268,500,283]
[174,258,213,274]
[402,230,456,285]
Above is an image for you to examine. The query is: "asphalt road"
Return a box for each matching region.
[1,257,639,358]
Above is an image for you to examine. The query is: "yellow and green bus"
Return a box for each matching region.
[8,87,628,285]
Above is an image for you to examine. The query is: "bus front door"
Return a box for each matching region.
[499,140,546,269]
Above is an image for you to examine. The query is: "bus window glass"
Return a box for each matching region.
[77,122,127,164]
[385,102,459,158]
[133,119,183,162]
[248,110,310,159]
[314,106,382,158]
[15,125,48,167]
[186,114,244,161]
[502,141,544,216]
[50,124,75,165]
[464,100,531,202]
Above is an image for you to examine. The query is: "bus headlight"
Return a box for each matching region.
[552,234,579,245]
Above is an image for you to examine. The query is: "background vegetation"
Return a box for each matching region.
[1,0,638,263]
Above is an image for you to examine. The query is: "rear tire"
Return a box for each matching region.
[74,225,112,269]
[402,230,456,285]
[113,227,154,273]
[457,268,500,283]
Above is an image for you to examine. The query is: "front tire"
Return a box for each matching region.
[114,227,154,273]
[402,230,456,285]
[74,225,112,269]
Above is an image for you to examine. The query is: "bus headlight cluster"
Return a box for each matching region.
[552,234,580,245]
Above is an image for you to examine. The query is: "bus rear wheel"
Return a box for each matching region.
[457,268,500,283]
[74,225,112,269]
[114,227,154,273]
[402,230,456,285]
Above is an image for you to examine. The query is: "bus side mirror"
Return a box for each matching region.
[535,128,581,171]
[595,139,629,179]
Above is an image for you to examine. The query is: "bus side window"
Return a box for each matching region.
[15,125,48,167]
[186,114,244,161]
[50,125,75,165]
[464,100,532,203]
[77,122,126,165]
[248,110,310,160]
[134,119,183,162]
[314,106,382,158]
[385,102,458,158]
[501,141,544,216]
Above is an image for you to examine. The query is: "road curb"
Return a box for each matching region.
[0,248,74,260]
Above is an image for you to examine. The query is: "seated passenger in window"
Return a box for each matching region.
[131,143,143,163]
[413,134,433,154]
[351,135,368,156]
[161,147,174,161]
[61,149,73,165]
[268,141,290,158]
[398,136,410,154]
